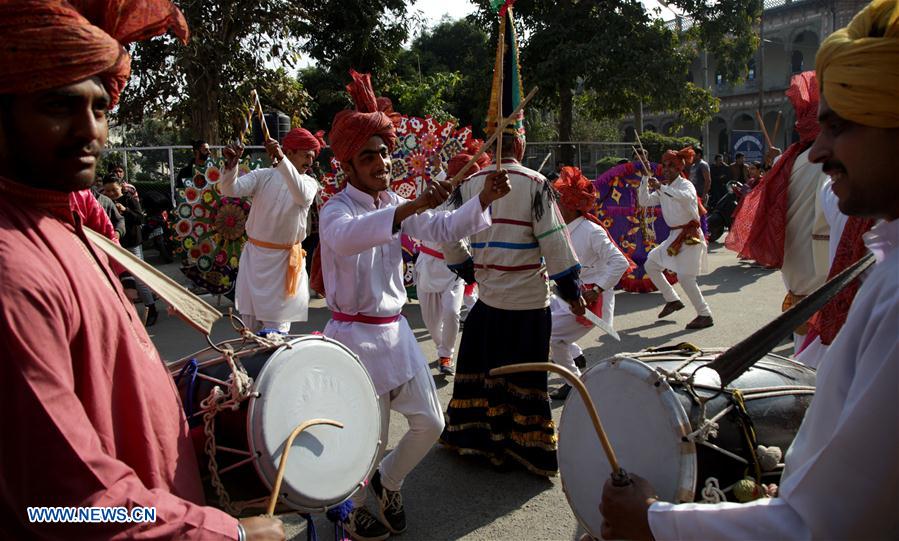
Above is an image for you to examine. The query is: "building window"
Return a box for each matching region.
[716,73,725,86]
[791,50,804,73]
[747,59,756,81]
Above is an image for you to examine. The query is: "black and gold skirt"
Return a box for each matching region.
[440,300,558,476]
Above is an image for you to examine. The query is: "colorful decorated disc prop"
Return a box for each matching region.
[172,157,263,295]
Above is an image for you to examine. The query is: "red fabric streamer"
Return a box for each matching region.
[726,72,820,267]
[282,128,324,156]
[804,217,875,346]
[329,69,397,162]
[0,0,188,108]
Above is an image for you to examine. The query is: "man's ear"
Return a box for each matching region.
[340,160,355,178]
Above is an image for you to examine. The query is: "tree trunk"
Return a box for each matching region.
[186,63,221,144]
[558,86,575,166]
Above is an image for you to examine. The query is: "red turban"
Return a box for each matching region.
[446,153,479,179]
[282,128,325,156]
[661,147,696,172]
[786,71,821,144]
[553,166,596,213]
[0,0,189,108]
[329,70,397,162]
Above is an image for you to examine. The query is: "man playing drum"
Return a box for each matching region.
[0,2,282,539]
[601,1,899,538]
[319,69,511,541]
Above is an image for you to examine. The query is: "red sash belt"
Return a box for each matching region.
[418,245,444,259]
[331,311,402,325]
[666,220,702,257]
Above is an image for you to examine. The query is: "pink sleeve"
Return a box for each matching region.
[70,190,118,242]
[0,271,239,540]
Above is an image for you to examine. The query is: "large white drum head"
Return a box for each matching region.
[558,356,697,538]
[248,336,381,512]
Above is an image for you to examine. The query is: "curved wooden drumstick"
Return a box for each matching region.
[266,418,345,516]
[489,363,630,486]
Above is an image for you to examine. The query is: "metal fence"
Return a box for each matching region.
[522,142,635,178]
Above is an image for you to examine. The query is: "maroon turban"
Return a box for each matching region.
[282,128,326,156]
[661,147,696,173]
[553,166,596,212]
[446,153,482,180]
[329,70,397,162]
[0,0,189,108]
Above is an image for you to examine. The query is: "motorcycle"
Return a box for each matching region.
[706,181,747,243]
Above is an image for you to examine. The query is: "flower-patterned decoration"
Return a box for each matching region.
[594,161,708,293]
[172,157,264,295]
[322,115,479,299]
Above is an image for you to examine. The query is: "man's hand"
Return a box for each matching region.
[568,294,587,316]
[223,141,245,170]
[415,179,452,211]
[115,202,126,213]
[648,178,661,190]
[240,516,285,541]
[478,170,511,209]
[582,286,601,306]
[599,474,658,541]
[264,137,285,164]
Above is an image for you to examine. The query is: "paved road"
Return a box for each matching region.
[146,240,793,541]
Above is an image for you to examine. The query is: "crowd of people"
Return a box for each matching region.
[1,0,896,540]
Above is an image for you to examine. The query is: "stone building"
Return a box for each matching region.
[621,0,868,158]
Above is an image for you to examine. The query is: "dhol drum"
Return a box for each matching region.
[170,335,382,516]
[558,347,815,538]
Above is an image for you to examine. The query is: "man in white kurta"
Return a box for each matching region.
[638,147,713,329]
[548,167,630,399]
[599,6,899,536]
[321,69,512,540]
[220,129,322,333]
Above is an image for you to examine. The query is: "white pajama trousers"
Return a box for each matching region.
[550,303,591,377]
[352,365,445,502]
[645,259,712,317]
[418,282,464,359]
[240,315,290,334]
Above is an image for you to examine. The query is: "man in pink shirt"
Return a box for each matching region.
[0,1,281,539]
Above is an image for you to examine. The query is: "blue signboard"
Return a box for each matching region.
[730,130,764,164]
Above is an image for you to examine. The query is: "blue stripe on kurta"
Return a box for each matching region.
[548,263,581,281]
[471,241,540,250]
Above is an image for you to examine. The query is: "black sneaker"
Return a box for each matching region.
[343,507,390,541]
[371,470,406,534]
[550,384,572,401]
[574,354,587,370]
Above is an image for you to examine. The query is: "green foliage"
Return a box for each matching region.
[384,72,463,123]
[595,156,628,176]
[637,131,702,162]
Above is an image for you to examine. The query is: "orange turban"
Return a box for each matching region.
[661,147,696,172]
[553,166,596,213]
[447,152,491,179]
[0,0,189,108]
[329,70,397,162]
[282,128,325,156]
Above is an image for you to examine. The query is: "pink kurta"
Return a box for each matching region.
[0,177,237,539]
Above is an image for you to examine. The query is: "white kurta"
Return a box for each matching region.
[220,159,318,323]
[318,183,491,395]
[638,175,709,276]
[648,217,899,540]
[781,149,831,296]
[550,216,630,339]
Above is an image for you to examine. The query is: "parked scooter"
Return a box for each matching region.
[706,181,747,242]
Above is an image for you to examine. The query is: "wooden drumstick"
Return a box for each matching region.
[253,90,271,142]
[489,363,630,486]
[265,418,345,516]
[771,111,783,147]
[755,110,773,149]
[632,146,654,178]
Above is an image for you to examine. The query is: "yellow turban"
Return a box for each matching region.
[816,0,899,128]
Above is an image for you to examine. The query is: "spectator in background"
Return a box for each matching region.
[102,174,158,326]
[95,189,125,240]
[688,147,711,204]
[177,139,211,191]
[729,152,750,184]
[709,153,730,205]
[747,161,765,189]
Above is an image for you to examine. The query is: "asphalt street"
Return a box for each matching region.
[146,240,794,541]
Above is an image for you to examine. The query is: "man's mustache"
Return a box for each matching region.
[822,160,847,176]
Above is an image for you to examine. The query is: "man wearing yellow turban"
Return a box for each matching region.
[598,1,899,539]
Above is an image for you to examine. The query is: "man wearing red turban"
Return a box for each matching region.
[0,1,281,539]
[318,70,511,540]
[638,147,714,329]
[221,128,323,334]
[547,167,631,400]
